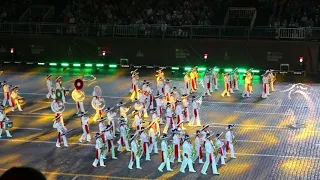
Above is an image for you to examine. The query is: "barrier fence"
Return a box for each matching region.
[0,23,319,40]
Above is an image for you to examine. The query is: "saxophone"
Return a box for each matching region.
[232,131,237,145]
[167,144,173,159]
[125,126,130,140]
[213,139,219,157]
[190,144,196,159]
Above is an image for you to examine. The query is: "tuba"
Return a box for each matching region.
[72,79,85,102]
[91,86,105,110]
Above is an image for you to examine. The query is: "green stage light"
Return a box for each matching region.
[197,67,206,71]
[96,64,104,67]
[49,63,57,66]
[184,67,192,71]
[109,64,117,68]
[224,68,233,72]
[85,64,93,67]
[172,67,179,70]
[73,63,81,67]
[61,63,69,67]
[237,68,247,73]
[213,68,219,72]
[252,69,260,73]
[38,63,45,65]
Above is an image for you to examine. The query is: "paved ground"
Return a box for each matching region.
[0,67,319,180]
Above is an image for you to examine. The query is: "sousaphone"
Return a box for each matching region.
[51,99,65,114]
[72,79,85,102]
[91,86,105,110]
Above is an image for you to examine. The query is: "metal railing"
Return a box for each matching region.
[0,23,319,40]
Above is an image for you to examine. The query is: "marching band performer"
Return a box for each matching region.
[183,72,190,95]
[92,86,104,121]
[175,100,184,130]
[117,119,131,152]
[262,72,270,99]
[233,68,240,91]
[190,69,197,93]
[105,107,117,137]
[164,79,171,103]
[146,82,154,109]
[103,125,118,160]
[212,67,219,91]
[141,80,148,92]
[130,71,140,101]
[246,69,253,94]
[149,110,160,154]
[169,92,176,110]
[242,73,251,98]
[74,89,85,115]
[11,86,22,112]
[221,73,231,97]
[201,124,210,145]
[139,127,151,161]
[138,91,149,118]
[170,128,182,163]
[193,130,204,164]
[55,76,67,104]
[180,134,196,173]
[119,102,129,121]
[0,105,12,138]
[163,103,174,134]
[156,68,165,80]
[79,112,91,143]
[155,94,164,124]
[194,68,199,90]
[182,94,190,122]
[98,117,107,133]
[172,87,180,100]
[203,71,211,96]
[268,70,275,92]
[225,125,236,159]
[158,134,173,172]
[188,96,201,127]
[215,133,226,165]
[133,98,141,116]
[128,134,142,169]
[52,99,67,131]
[46,74,54,99]
[157,76,165,96]
[133,110,142,131]
[228,72,234,94]
[54,115,68,148]
[200,133,219,175]
[92,133,106,167]
[2,81,12,107]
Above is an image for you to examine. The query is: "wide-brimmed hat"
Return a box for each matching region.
[55,76,62,82]
[184,134,190,140]
[226,124,234,130]
[94,133,101,139]
[196,130,201,135]
[105,125,112,131]
[205,133,211,139]
[160,134,168,139]
[45,74,52,80]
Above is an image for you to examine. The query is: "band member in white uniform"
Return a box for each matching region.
[54,115,68,148]
[158,134,173,172]
[201,133,219,175]
[103,125,118,160]
[170,128,182,163]
[221,73,231,97]
[46,74,54,99]
[11,86,22,111]
[225,125,236,159]
[233,68,240,91]
[2,81,12,107]
[164,79,171,103]
[139,127,151,161]
[262,72,270,99]
[128,134,142,169]
[175,100,184,130]
[92,133,106,167]
[55,76,66,104]
[133,110,142,131]
[0,106,12,138]
[228,72,234,94]
[79,112,91,143]
[163,103,174,134]
[92,86,104,121]
[212,67,219,90]
[246,69,253,94]
[193,130,204,164]
[98,117,107,133]
[130,72,140,100]
[146,82,154,109]
[268,70,275,92]
[188,96,201,127]
[157,76,165,96]
[117,119,131,152]
[181,94,190,122]
[73,89,85,115]
[183,72,190,95]
[180,134,196,173]
[148,110,160,154]
[154,94,164,124]
[203,71,211,96]
[215,133,226,165]
[119,102,130,121]
[242,73,251,98]
[105,108,117,137]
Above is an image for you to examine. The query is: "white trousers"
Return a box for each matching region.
[189,109,201,126]
[75,101,85,114]
[117,136,131,151]
[158,151,172,171]
[149,135,158,153]
[79,124,91,142]
[170,144,181,162]
[201,153,219,174]
[103,140,117,158]
[47,87,53,99]
[93,149,105,167]
[128,152,141,169]
[180,153,195,172]
[56,132,68,147]
[3,92,12,107]
[262,83,270,98]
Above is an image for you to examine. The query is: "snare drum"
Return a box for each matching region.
[5,120,13,129]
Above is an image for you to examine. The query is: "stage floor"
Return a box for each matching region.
[0,68,319,180]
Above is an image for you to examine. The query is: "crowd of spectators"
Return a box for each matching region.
[268,0,320,28]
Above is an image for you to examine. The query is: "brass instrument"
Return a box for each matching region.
[167,144,174,159]
[190,144,196,159]
[125,126,131,140]
[71,89,85,102]
[91,97,105,110]
[51,100,65,114]
[136,139,143,157]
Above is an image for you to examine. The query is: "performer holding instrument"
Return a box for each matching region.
[158,134,173,172]
[0,105,12,138]
[92,86,105,121]
[72,78,85,115]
